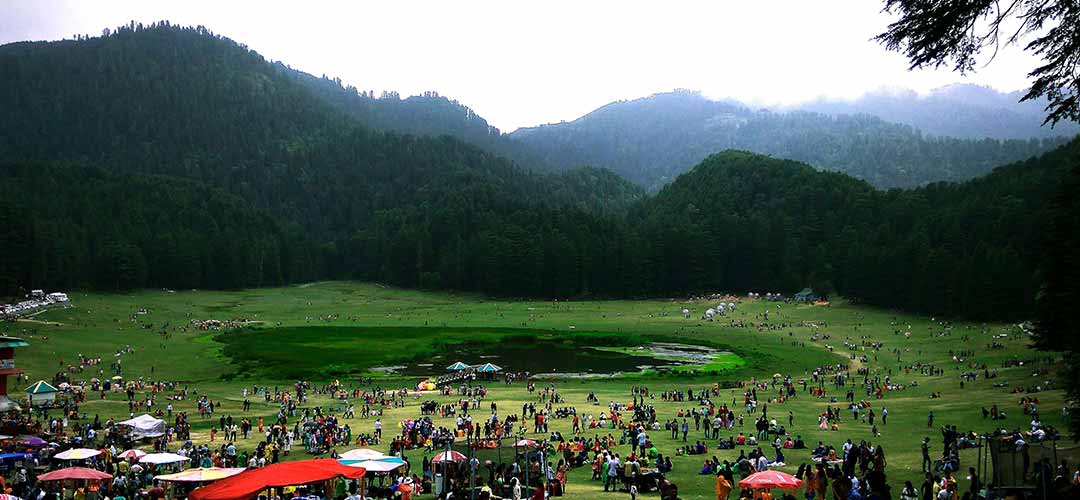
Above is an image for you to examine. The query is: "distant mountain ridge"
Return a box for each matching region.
[510,90,1068,190]
[798,83,1080,140]
[0,23,1076,325]
[280,69,1074,192]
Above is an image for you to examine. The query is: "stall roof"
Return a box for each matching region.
[0,337,29,348]
[25,380,58,394]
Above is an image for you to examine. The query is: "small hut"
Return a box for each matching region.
[25,380,58,406]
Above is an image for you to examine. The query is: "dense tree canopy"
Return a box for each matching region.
[0,162,287,292]
[875,0,1080,440]
[1033,157,1080,438]
[0,23,1075,329]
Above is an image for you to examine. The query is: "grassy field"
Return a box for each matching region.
[10,282,1070,499]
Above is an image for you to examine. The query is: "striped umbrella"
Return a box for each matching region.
[118,449,147,460]
[431,450,466,463]
[340,456,405,473]
[474,363,502,373]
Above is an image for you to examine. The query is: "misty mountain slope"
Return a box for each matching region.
[800,84,1080,140]
[511,90,1068,190]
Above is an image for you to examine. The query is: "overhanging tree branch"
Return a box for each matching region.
[876,0,1079,126]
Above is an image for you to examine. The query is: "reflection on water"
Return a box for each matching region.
[376,340,725,376]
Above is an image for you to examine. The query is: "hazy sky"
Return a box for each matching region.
[1,0,1044,131]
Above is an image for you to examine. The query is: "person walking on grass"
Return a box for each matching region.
[716,472,731,500]
[922,438,932,473]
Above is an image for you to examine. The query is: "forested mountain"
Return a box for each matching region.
[284,69,546,171]
[511,90,1068,191]
[0,22,642,294]
[636,141,1078,319]
[800,84,1080,140]
[1,23,1075,323]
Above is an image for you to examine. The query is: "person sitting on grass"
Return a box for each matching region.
[772,447,786,466]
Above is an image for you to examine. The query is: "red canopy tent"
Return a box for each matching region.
[738,470,804,490]
[189,460,366,500]
[37,468,113,481]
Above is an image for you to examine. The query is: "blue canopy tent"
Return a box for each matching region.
[474,363,502,373]
[446,362,469,371]
[0,452,34,472]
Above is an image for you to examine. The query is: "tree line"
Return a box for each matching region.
[1,23,1076,324]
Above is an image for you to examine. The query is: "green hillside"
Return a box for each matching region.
[2,23,1077,323]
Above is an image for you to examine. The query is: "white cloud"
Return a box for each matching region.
[0,0,1044,131]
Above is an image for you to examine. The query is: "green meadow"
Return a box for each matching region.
[10,282,1069,499]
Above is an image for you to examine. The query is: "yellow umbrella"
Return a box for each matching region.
[155,467,247,483]
[54,448,101,460]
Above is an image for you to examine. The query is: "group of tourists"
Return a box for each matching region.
[8,299,1080,500]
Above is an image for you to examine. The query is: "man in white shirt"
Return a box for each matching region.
[605,455,621,492]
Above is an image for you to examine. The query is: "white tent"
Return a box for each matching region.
[140,452,190,465]
[120,414,166,439]
[339,448,387,461]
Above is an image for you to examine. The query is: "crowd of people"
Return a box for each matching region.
[4,303,1079,500]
